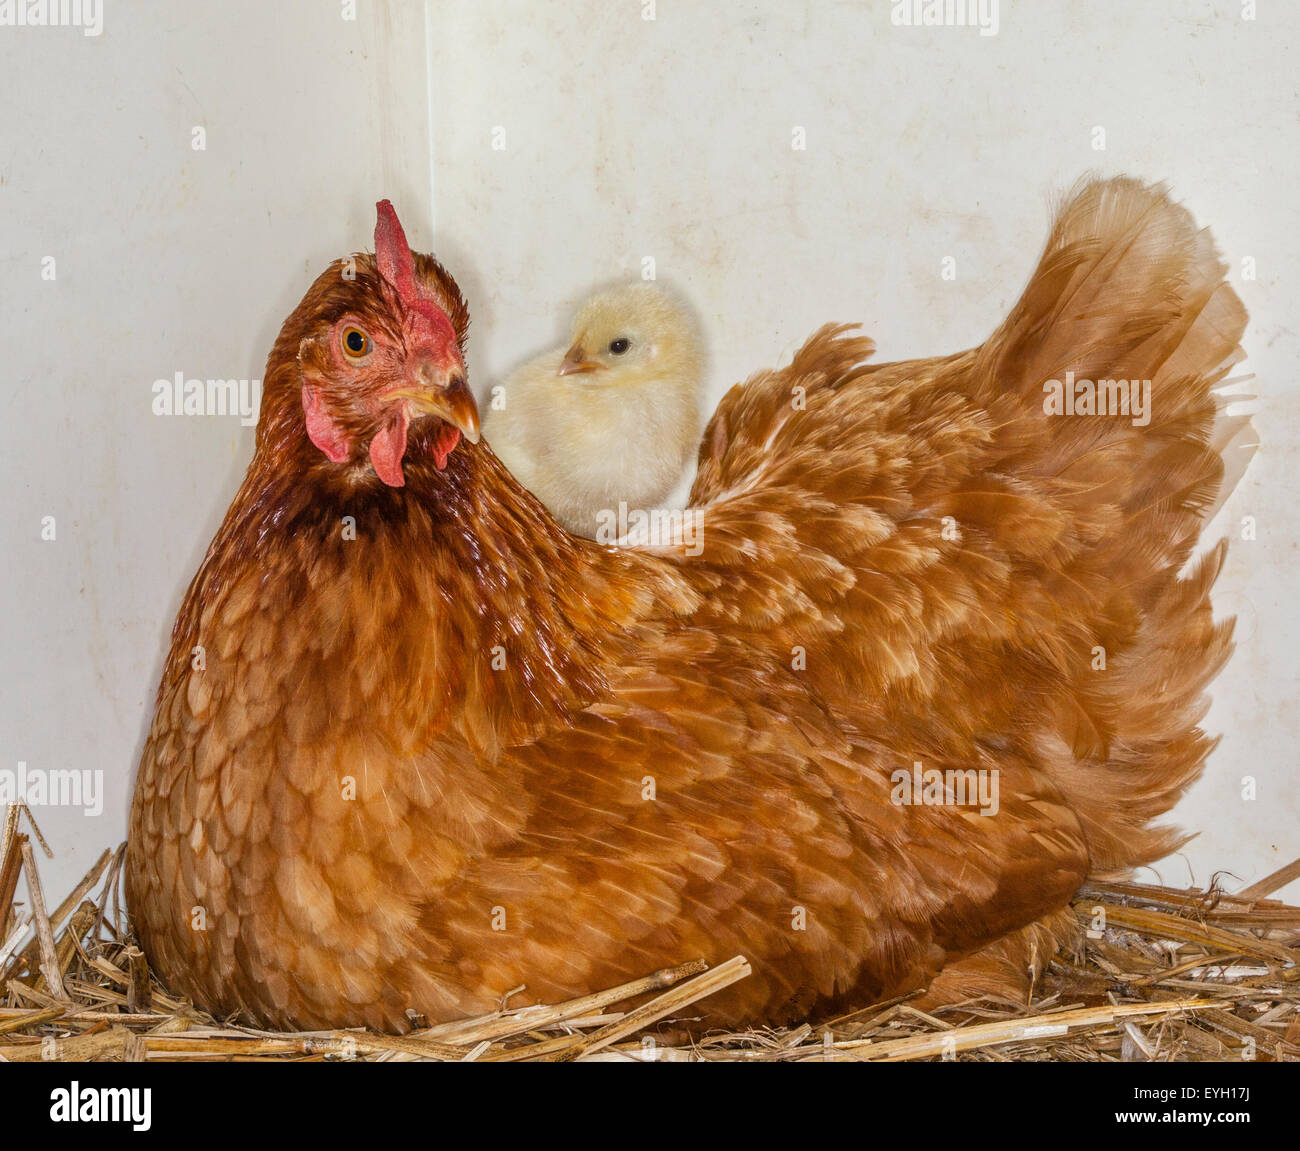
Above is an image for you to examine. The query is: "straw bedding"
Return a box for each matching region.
[3,803,1296,1062]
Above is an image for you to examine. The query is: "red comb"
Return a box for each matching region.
[375,199,420,304]
[373,199,460,355]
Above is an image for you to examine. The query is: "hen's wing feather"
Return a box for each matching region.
[420,627,1089,1025]
[682,176,1248,881]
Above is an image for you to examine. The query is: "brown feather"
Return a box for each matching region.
[127,178,1252,1029]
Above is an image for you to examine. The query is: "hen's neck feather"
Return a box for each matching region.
[164,375,679,757]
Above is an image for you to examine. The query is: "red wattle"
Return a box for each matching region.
[432,426,461,471]
[369,406,411,487]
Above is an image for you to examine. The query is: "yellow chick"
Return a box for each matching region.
[485,282,704,537]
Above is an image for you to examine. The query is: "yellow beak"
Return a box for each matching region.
[383,367,481,443]
[558,343,604,376]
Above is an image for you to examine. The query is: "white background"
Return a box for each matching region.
[2,0,1296,905]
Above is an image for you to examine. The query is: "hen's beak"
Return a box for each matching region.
[558,342,604,376]
[383,364,481,443]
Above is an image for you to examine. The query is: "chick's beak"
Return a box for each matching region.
[384,361,481,444]
[558,342,604,376]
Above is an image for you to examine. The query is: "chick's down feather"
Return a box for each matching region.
[485,282,703,537]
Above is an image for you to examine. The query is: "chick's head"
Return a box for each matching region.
[558,283,702,394]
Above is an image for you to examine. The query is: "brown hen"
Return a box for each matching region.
[127,181,1253,1030]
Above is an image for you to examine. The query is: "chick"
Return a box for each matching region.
[485,282,704,538]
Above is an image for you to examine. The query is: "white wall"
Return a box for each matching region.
[2,0,1296,906]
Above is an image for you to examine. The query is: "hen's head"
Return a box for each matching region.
[265,200,479,488]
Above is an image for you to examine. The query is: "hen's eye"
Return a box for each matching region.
[608,338,631,355]
[342,327,371,357]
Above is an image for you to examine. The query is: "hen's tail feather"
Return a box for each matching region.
[985,177,1252,511]
[984,177,1251,873]
[1207,406,1259,524]
[688,177,1252,884]
[982,179,1227,395]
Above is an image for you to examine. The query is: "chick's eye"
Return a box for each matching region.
[342,327,371,357]
[608,338,631,355]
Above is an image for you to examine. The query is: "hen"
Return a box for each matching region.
[484,282,704,537]
[127,181,1252,1031]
